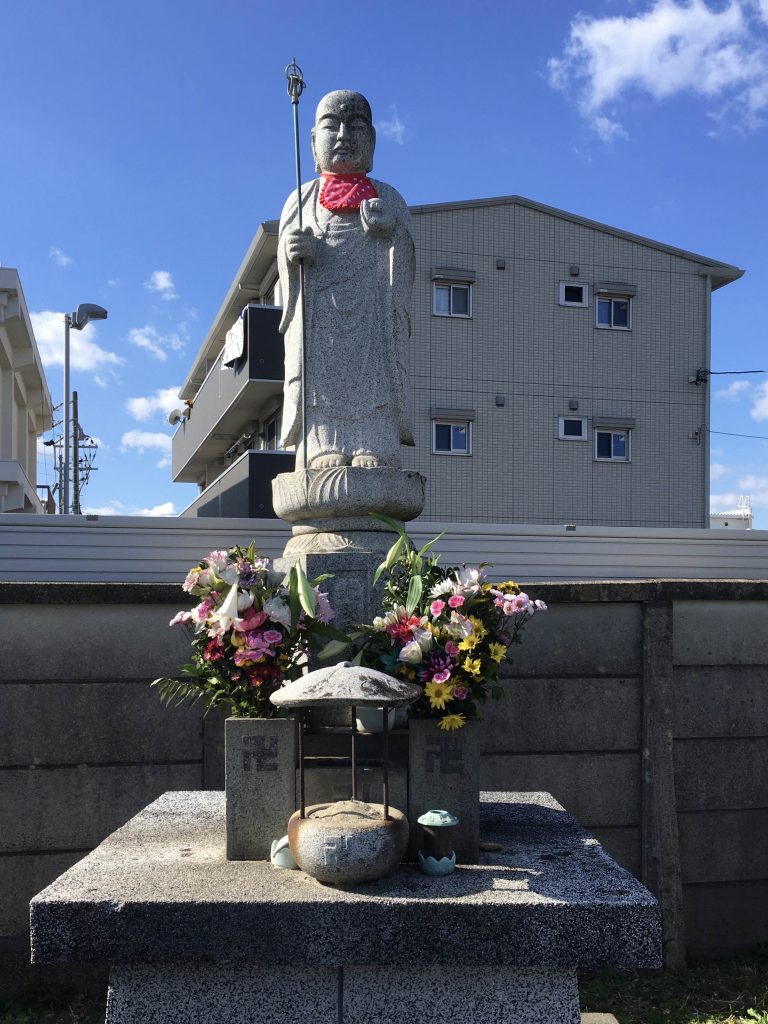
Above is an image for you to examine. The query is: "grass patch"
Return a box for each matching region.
[580,944,768,1024]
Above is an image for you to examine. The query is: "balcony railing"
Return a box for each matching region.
[180,450,295,518]
[172,306,284,483]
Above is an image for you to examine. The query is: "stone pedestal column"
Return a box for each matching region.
[272,465,425,636]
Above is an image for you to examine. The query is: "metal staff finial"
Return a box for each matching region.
[284,59,308,471]
[285,59,305,104]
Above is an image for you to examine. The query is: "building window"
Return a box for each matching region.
[433,282,472,318]
[595,429,630,461]
[433,420,471,455]
[596,295,631,329]
[559,282,589,307]
[558,416,587,440]
[262,411,281,450]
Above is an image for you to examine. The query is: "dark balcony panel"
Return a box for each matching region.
[181,451,295,519]
[245,305,284,382]
[172,306,285,485]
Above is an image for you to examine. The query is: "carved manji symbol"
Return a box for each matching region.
[323,835,348,866]
[241,735,279,772]
[425,738,463,775]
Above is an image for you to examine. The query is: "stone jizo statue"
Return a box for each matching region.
[278,90,415,470]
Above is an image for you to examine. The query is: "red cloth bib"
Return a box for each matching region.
[319,173,378,211]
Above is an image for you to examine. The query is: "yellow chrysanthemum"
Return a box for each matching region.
[463,657,482,676]
[458,632,481,652]
[438,713,466,731]
[424,679,454,709]
[489,642,507,663]
[498,580,520,594]
[467,616,487,639]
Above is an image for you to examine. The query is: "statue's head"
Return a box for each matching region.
[312,90,375,175]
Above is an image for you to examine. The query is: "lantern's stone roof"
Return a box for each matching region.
[270,663,421,708]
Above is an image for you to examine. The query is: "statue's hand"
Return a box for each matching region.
[285,226,318,265]
[361,198,395,239]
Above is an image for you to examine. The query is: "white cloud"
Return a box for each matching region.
[126,386,182,422]
[376,108,406,145]
[710,490,740,510]
[107,278,121,288]
[120,430,173,457]
[49,245,72,267]
[144,270,178,300]
[81,498,177,516]
[750,379,768,419]
[137,501,178,516]
[710,462,730,479]
[31,310,124,374]
[737,474,768,504]
[716,379,752,400]
[548,0,768,136]
[128,325,185,361]
[82,501,125,516]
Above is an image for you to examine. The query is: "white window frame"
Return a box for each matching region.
[594,428,631,462]
[432,419,472,456]
[558,416,588,441]
[596,294,632,330]
[559,282,589,307]
[432,281,472,319]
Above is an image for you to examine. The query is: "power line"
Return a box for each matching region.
[710,429,768,441]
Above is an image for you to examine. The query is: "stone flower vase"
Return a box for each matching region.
[225,717,297,861]
[407,718,480,863]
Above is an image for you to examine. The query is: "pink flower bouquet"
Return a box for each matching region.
[153,543,344,718]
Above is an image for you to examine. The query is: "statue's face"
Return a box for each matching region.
[311,91,375,174]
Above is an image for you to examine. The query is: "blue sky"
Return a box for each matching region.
[4,0,767,524]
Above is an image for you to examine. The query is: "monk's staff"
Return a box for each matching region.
[285,59,308,473]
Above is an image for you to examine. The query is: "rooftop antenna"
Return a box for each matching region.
[285,58,308,472]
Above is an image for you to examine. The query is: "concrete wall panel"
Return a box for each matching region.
[674,601,768,665]
[589,826,641,877]
[0,604,190,679]
[0,766,201,852]
[0,682,202,766]
[673,666,768,738]
[678,809,768,883]
[481,752,640,826]
[684,881,768,955]
[0,851,87,936]
[482,677,640,752]
[674,738,768,810]
[502,604,642,677]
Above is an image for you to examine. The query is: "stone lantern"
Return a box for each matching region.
[270,662,420,885]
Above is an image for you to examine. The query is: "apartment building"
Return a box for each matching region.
[0,268,53,513]
[172,194,742,527]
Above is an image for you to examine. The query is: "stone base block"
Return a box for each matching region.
[344,965,580,1024]
[106,964,337,1024]
[225,718,297,860]
[105,964,580,1024]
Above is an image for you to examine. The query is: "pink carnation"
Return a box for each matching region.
[448,595,465,609]
[430,599,446,617]
[452,686,468,700]
[235,607,267,632]
[432,669,452,684]
[262,629,284,645]
[445,641,460,656]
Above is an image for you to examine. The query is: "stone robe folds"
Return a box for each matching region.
[277,178,415,468]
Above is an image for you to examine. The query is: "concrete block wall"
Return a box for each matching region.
[0,583,207,992]
[1,578,766,988]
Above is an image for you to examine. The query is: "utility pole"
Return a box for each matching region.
[72,390,81,515]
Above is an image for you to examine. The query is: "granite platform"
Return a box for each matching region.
[30,791,661,1023]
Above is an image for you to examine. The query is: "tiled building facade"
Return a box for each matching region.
[173,195,742,528]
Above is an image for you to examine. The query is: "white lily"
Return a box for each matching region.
[210,584,241,632]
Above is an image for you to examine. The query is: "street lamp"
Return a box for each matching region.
[63,303,108,514]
